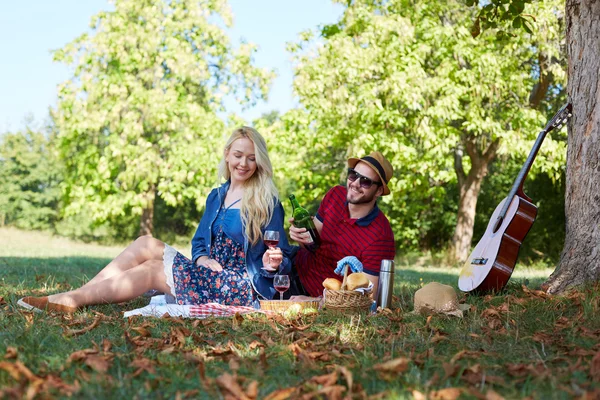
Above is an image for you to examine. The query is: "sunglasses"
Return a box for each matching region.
[347,168,383,189]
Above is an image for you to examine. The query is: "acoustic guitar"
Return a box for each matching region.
[458,103,572,293]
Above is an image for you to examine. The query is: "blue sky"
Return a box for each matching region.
[0,0,343,131]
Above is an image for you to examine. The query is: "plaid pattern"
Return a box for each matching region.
[190,303,273,318]
[334,256,364,275]
[123,299,274,319]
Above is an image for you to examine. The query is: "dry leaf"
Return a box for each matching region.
[412,390,427,400]
[84,355,110,373]
[64,315,102,337]
[131,326,152,337]
[590,351,600,381]
[263,387,297,400]
[430,387,463,400]
[246,380,259,399]
[308,370,338,387]
[4,347,17,359]
[485,389,505,400]
[216,372,251,400]
[373,357,410,374]
[300,384,345,400]
[129,357,156,377]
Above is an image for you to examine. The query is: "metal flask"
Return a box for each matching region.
[376,260,395,309]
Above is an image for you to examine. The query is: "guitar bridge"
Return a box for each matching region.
[471,257,488,265]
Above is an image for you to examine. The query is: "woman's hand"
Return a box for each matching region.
[262,247,283,272]
[199,258,223,272]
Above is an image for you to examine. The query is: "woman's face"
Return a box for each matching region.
[225,137,258,184]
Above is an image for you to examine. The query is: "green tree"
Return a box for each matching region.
[285,0,566,261]
[0,127,61,230]
[53,0,274,236]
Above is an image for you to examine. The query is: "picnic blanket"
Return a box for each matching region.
[123,295,272,319]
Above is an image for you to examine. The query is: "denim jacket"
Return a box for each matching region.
[191,181,297,300]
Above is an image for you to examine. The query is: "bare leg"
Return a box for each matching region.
[48,260,172,308]
[80,236,166,289]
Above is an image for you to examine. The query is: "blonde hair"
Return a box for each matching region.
[218,126,278,245]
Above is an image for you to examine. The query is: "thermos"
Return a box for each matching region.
[376,259,395,309]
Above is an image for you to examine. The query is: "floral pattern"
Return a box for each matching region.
[171,228,252,306]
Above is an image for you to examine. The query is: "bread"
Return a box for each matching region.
[322,278,343,291]
[346,272,370,291]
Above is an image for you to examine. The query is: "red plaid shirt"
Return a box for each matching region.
[296,186,396,297]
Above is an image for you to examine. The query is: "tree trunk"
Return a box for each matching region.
[139,186,156,237]
[543,0,600,294]
[451,138,500,263]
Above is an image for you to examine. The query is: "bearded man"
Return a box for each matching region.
[288,152,396,297]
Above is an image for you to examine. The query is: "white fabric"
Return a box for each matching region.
[162,244,177,297]
[124,296,191,318]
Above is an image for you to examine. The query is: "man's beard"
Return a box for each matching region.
[347,190,377,205]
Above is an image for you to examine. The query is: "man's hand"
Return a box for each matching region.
[262,247,283,272]
[289,217,313,246]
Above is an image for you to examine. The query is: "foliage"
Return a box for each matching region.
[283,0,566,254]
[466,0,536,38]
[52,0,274,234]
[3,228,600,398]
[0,127,61,230]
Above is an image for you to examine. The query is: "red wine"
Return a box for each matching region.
[264,239,279,248]
[274,285,289,293]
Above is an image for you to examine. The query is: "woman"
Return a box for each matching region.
[18,127,295,313]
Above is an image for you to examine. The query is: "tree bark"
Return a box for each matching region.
[544,0,600,294]
[451,138,500,263]
[139,186,156,237]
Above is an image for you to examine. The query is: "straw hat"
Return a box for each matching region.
[413,282,470,317]
[347,151,393,195]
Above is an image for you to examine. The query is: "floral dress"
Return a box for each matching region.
[163,200,254,306]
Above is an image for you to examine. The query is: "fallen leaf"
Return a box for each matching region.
[102,339,112,353]
[485,389,505,400]
[532,332,554,344]
[131,326,152,337]
[64,315,102,337]
[308,370,338,387]
[590,351,600,381]
[300,384,345,400]
[337,365,353,395]
[373,357,411,374]
[246,380,259,399]
[4,347,17,359]
[0,361,40,383]
[263,387,297,400]
[259,347,268,370]
[412,390,427,400]
[129,357,156,377]
[84,355,111,373]
[216,372,251,400]
[430,387,462,400]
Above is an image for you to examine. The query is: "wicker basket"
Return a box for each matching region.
[323,265,374,312]
[324,289,373,312]
[259,299,320,313]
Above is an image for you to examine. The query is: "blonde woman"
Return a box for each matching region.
[19,127,295,313]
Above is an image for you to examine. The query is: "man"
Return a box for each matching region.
[289,151,396,297]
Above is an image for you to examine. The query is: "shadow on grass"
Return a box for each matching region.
[0,256,113,288]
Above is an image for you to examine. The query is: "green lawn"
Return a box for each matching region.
[1,227,598,399]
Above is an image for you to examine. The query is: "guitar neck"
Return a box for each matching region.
[498,128,548,220]
[491,102,571,232]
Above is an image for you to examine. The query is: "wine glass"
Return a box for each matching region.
[273,274,290,301]
[264,230,280,249]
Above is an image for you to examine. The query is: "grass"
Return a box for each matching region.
[1,227,599,399]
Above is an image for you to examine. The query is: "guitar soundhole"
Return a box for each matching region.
[471,257,488,265]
